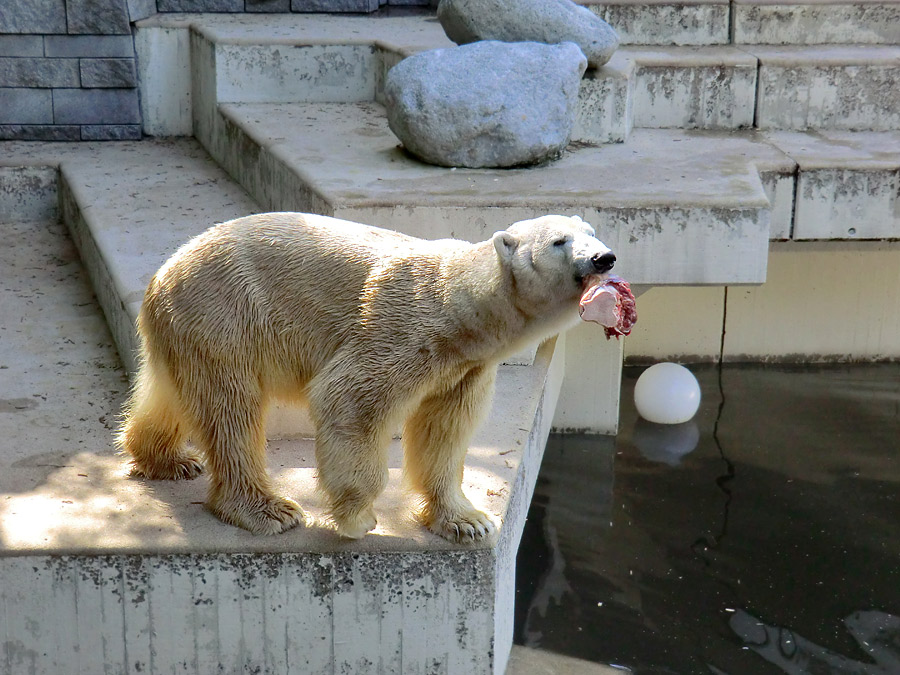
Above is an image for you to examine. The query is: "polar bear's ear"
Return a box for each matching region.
[492,231,519,262]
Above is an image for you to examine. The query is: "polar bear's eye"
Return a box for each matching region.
[552,238,569,247]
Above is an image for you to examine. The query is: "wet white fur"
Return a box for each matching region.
[118,212,611,541]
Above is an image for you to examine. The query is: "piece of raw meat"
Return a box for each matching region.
[579,275,637,339]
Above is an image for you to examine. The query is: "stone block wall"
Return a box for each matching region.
[0,0,154,141]
[159,0,430,11]
[0,0,428,141]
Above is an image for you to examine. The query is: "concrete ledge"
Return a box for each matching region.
[211,101,780,285]
[732,0,900,45]
[763,130,900,239]
[624,46,757,129]
[1,551,496,674]
[583,0,730,46]
[753,45,900,131]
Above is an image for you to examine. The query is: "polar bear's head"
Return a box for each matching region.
[492,214,615,314]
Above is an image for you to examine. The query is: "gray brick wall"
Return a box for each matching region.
[0,0,143,141]
[156,0,431,12]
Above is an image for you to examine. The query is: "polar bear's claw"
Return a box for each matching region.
[429,509,496,543]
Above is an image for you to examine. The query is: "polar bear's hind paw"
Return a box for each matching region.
[129,454,204,481]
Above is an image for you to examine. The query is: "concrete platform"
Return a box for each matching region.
[763,130,900,240]
[0,204,564,674]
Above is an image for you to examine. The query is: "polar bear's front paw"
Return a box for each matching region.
[427,508,496,543]
[210,491,305,535]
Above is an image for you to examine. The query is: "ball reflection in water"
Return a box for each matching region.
[632,418,700,466]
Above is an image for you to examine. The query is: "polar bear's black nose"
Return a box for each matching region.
[592,252,616,273]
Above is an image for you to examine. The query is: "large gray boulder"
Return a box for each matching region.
[437,0,618,68]
[384,41,587,169]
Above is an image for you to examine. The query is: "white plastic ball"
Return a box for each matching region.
[634,363,701,425]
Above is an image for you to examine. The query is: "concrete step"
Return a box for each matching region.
[583,0,900,46]
[207,100,786,285]
[174,8,900,278]
[136,13,900,147]
[0,139,566,675]
[754,45,900,131]
[581,0,731,46]
[764,129,900,240]
[210,99,900,242]
[729,0,900,46]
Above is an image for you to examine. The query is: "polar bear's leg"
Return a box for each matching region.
[403,365,498,542]
[314,418,391,540]
[182,364,304,535]
[308,357,401,539]
[118,354,203,481]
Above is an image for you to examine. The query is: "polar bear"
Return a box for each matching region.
[118,212,616,541]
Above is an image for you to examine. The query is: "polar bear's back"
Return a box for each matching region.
[139,212,471,376]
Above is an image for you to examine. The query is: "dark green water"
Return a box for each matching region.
[515,364,900,675]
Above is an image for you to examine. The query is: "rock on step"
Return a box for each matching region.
[384,41,587,168]
[437,0,619,68]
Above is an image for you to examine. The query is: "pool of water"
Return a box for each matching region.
[514,363,900,674]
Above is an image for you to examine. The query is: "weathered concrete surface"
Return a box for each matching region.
[573,51,634,144]
[764,130,900,240]
[626,237,900,362]
[134,24,193,136]
[384,41,587,168]
[507,646,630,674]
[733,0,900,45]
[583,0,730,46]
[213,101,787,285]
[0,165,58,222]
[625,46,758,129]
[753,45,900,131]
[1,551,495,674]
[725,241,900,361]
[56,140,258,375]
[437,0,619,68]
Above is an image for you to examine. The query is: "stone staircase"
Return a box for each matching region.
[1,2,899,674]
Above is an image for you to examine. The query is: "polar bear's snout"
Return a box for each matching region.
[591,251,616,274]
